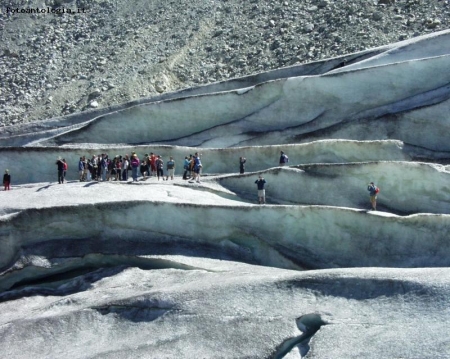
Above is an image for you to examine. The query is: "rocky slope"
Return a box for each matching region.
[0,0,448,126]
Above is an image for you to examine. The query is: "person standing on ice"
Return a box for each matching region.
[100,154,109,181]
[3,169,11,190]
[279,151,288,166]
[239,156,246,174]
[149,152,157,177]
[140,159,147,180]
[122,154,129,181]
[62,159,68,182]
[182,156,191,180]
[166,156,175,180]
[367,182,379,211]
[193,153,202,183]
[78,157,85,181]
[56,157,65,184]
[156,155,164,180]
[130,153,140,182]
[255,175,267,204]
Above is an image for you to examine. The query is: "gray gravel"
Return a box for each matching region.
[1,0,449,126]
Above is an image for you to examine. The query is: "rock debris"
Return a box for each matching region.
[0,0,449,125]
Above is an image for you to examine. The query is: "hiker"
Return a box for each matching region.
[107,156,115,181]
[96,154,102,180]
[101,154,109,181]
[188,154,195,180]
[130,153,140,182]
[84,156,90,181]
[166,156,175,180]
[3,169,11,190]
[143,154,150,179]
[62,159,68,182]
[149,152,157,177]
[239,156,246,174]
[183,156,191,180]
[193,152,202,183]
[140,160,147,180]
[78,157,85,181]
[156,155,164,180]
[255,175,266,204]
[90,155,98,181]
[279,151,288,166]
[367,182,379,211]
[122,154,129,181]
[114,156,122,181]
[56,157,65,184]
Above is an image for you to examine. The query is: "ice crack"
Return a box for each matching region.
[272,313,326,359]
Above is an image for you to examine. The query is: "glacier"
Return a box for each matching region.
[1,30,450,358]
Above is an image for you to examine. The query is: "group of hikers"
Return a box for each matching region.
[75,152,203,183]
[4,150,380,210]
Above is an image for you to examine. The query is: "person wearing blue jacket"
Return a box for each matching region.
[193,153,202,183]
[183,156,191,180]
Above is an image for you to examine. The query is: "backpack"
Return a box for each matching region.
[285,155,288,163]
[375,187,380,194]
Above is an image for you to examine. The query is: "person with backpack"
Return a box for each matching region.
[56,157,65,184]
[193,153,202,183]
[255,175,267,204]
[279,151,288,166]
[367,182,380,211]
[166,156,175,180]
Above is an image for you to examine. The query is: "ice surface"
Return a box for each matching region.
[217,162,450,214]
[28,53,450,149]
[1,181,450,277]
[0,261,449,359]
[1,30,450,359]
[0,140,448,185]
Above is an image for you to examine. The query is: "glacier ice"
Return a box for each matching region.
[1,30,450,359]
